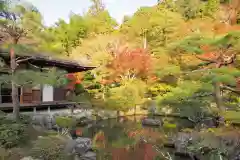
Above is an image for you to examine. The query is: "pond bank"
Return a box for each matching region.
[1,110,240,160]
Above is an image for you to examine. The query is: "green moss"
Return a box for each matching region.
[163,122,177,129]
[55,116,77,128]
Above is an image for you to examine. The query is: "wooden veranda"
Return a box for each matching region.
[0,101,90,112]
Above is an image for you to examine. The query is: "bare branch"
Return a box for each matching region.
[16,57,33,63]
[28,62,50,71]
[221,85,240,95]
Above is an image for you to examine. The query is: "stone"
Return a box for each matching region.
[64,137,93,156]
[174,132,199,155]
[80,151,96,160]
[175,132,192,153]
[231,150,240,160]
[197,118,218,128]
[141,118,162,126]
[42,115,53,129]
[75,137,92,155]
[65,139,77,155]
[32,115,45,127]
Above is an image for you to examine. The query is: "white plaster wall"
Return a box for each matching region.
[42,85,53,102]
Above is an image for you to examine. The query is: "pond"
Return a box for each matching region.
[77,115,195,160]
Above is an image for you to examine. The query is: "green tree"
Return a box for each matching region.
[175,0,203,20]
[36,14,88,56]
[120,6,186,54]
[84,0,117,36]
[0,1,67,120]
[167,31,240,121]
[105,79,146,112]
[0,1,39,120]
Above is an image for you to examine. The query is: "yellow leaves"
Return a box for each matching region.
[105,79,147,111]
[71,35,114,66]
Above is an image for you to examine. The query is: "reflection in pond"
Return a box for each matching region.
[77,116,194,160]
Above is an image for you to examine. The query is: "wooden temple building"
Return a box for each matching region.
[0,50,95,111]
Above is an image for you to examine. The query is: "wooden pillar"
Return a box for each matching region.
[70,105,74,115]
[33,107,36,114]
[20,87,23,104]
[48,106,50,113]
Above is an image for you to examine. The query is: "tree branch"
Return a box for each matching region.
[221,85,240,95]
[16,57,33,63]
[195,55,218,63]
[28,62,50,71]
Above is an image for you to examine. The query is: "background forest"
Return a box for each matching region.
[1,0,240,121]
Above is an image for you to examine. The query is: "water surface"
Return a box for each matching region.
[79,115,194,160]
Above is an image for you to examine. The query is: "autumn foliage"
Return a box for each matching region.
[107,48,152,81]
[65,72,83,90]
[214,23,240,34]
[111,143,157,160]
[199,45,219,59]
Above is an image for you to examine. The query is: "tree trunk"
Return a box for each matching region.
[213,82,225,125]
[213,82,225,112]
[143,31,147,49]
[10,48,20,120]
[117,110,120,122]
[12,81,20,120]
[134,105,136,115]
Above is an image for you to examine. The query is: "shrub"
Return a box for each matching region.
[0,123,28,148]
[0,114,31,125]
[55,116,77,129]
[223,111,240,123]
[163,122,177,129]
[0,116,15,125]
[19,114,32,125]
[0,147,25,160]
[105,79,146,112]
[29,136,68,160]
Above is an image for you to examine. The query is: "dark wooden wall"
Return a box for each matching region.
[21,86,67,103]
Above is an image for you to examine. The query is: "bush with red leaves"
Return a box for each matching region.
[106,48,153,81]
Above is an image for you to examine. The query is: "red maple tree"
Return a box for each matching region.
[65,72,82,90]
[106,48,153,81]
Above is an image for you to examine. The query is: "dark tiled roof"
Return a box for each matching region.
[0,51,96,73]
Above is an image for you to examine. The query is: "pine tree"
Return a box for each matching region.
[0,1,66,120]
[167,31,240,121]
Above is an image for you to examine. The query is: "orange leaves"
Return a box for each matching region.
[100,79,114,85]
[66,72,82,84]
[198,45,219,60]
[213,22,240,35]
[198,52,219,60]
[65,72,83,90]
[75,128,83,136]
[107,48,153,80]
[127,131,138,138]
[94,131,105,141]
